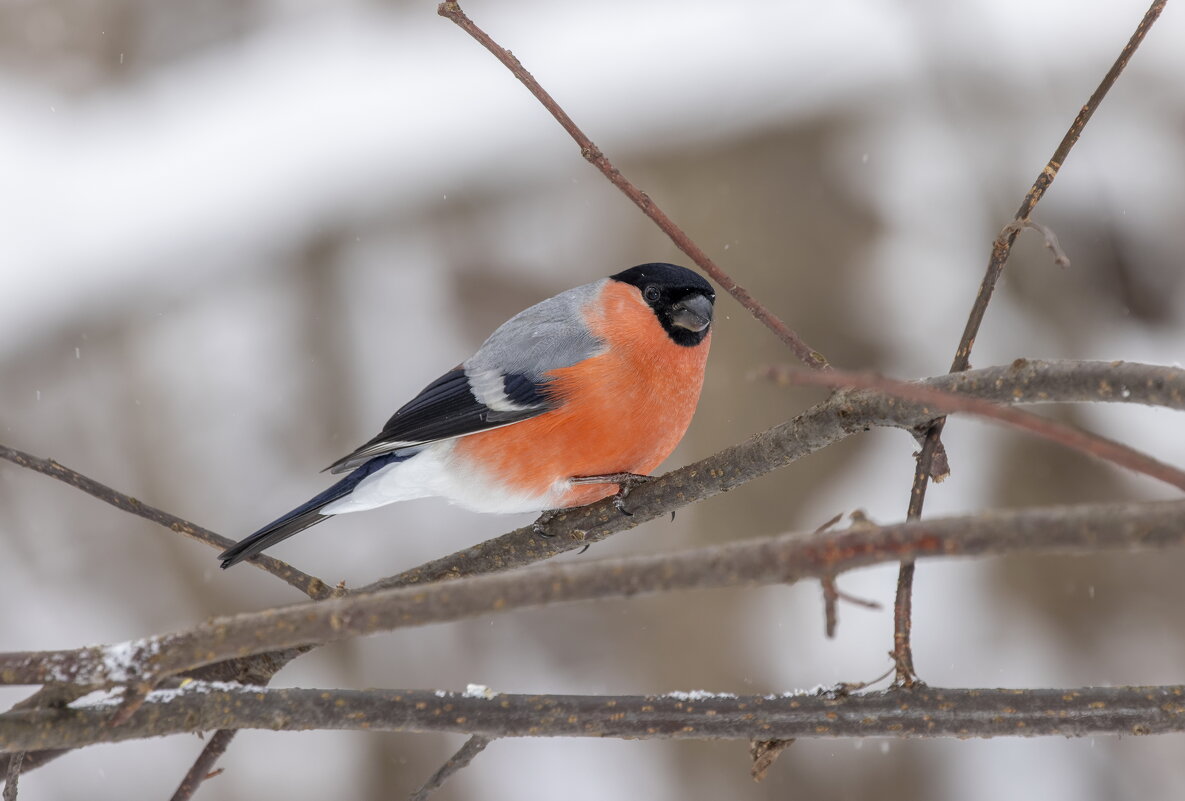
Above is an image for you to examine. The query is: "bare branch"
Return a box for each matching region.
[764,361,1185,491]
[4,684,1185,751]
[363,359,1185,593]
[0,751,64,787]
[954,0,1167,377]
[0,445,332,601]
[2,751,22,801]
[409,736,492,801]
[4,361,1176,607]
[168,729,237,801]
[3,361,1181,776]
[436,1,828,370]
[1002,220,1071,268]
[896,0,1170,684]
[819,576,880,639]
[2,497,1182,689]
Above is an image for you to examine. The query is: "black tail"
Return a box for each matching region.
[219,452,408,569]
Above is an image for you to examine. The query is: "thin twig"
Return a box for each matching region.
[891,0,1169,685]
[409,735,492,801]
[5,684,1185,750]
[0,444,332,601]
[814,512,881,638]
[1004,220,1071,268]
[0,751,65,784]
[169,728,237,801]
[3,497,1182,689]
[820,576,881,639]
[436,1,828,370]
[952,0,1168,377]
[2,751,22,801]
[749,738,794,782]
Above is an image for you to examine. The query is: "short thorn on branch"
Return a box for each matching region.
[570,472,654,517]
[819,575,882,639]
[812,512,882,638]
[1000,219,1072,268]
[749,738,794,782]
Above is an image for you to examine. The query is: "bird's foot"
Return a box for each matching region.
[570,472,653,516]
[533,508,563,538]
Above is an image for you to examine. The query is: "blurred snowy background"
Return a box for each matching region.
[2,0,1184,798]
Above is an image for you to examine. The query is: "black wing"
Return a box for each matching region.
[324,368,552,474]
[221,451,411,567]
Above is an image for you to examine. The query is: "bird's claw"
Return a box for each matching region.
[537,474,653,541]
[570,472,653,517]
[533,509,562,538]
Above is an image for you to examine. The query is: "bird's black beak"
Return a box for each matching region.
[669,293,714,333]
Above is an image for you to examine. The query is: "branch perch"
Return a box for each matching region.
[364,359,1185,592]
[4,684,1184,752]
[2,497,1182,689]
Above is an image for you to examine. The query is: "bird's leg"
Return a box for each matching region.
[570,472,653,516]
[534,473,652,547]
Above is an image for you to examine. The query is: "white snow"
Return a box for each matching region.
[662,690,739,701]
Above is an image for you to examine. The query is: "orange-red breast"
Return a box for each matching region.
[219,263,714,568]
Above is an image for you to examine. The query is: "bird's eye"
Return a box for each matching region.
[643,285,661,303]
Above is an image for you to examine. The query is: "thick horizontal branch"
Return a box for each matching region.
[767,359,1185,490]
[3,683,1183,752]
[363,359,1185,592]
[2,496,1182,689]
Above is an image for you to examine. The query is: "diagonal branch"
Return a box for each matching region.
[436,1,828,370]
[3,683,1185,751]
[893,0,1170,684]
[955,0,1167,381]
[0,445,333,600]
[2,751,22,801]
[168,729,237,801]
[410,735,492,801]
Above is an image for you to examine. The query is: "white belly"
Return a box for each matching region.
[320,441,567,516]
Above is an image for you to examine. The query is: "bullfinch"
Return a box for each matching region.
[218,262,715,568]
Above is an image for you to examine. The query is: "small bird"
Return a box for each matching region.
[219,263,715,568]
